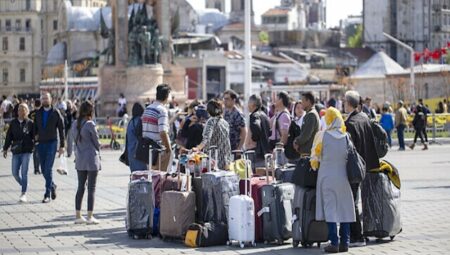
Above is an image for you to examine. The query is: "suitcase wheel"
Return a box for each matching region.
[317,242,321,248]
[390,236,395,241]
[375,238,383,243]
[226,241,231,246]
[133,235,139,240]
[252,242,256,247]
[292,241,299,248]
[264,241,268,245]
[240,242,245,249]
[277,240,283,245]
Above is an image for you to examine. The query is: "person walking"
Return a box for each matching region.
[29,99,41,174]
[409,105,428,150]
[344,90,380,247]
[379,106,394,147]
[245,94,271,167]
[310,107,356,253]
[142,84,173,170]
[294,92,320,156]
[192,100,231,170]
[126,103,147,172]
[223,90,246,151]
[3,104,35,203]
[395,101,408,151]
[72,101,101,224]
[34,92,65,203]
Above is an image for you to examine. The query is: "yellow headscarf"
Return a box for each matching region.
[311,107,347,170]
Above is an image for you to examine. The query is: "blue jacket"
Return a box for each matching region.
[380,113,394,132]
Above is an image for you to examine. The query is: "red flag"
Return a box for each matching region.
[414,52,422,62]
[431,49,442,60]
[441,47,447,55]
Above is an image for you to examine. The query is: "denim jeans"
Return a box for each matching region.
[328,222,350,246]
[38,140,58,197]
[12,153,31,193]
[397,124,406,149]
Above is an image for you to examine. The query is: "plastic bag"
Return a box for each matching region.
[56,156,68,175]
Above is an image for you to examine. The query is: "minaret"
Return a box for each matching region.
[230,0,254,24]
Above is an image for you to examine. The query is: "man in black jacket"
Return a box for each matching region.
[245,94,271,167]
[34,93,65,203]
[344,90,380,247]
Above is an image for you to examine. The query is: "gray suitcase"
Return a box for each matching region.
[126,179,154,239]
[292,186,328,248]
[259,154,294,245]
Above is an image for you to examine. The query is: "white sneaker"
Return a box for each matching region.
[74,216,87,224]
[86,216,100,225]
[19,194,27,203]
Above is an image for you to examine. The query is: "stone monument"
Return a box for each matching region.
[98,0,186,116]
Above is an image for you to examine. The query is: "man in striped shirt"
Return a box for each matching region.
[142,84,172,167]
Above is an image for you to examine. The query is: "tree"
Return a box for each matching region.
[348,24,363,48]
[259,31,269,45]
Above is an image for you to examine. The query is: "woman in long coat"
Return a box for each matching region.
[126,103,147,172]
[310,107,356,253]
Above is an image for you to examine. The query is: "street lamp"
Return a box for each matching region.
[383,32,416,102]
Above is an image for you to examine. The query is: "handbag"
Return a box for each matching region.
[119,148,129,166]
[135,137,161,164]
[291,156,317,188]
[345,135,366,184]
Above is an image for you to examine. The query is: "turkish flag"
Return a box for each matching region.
[414,52,422,62]
[431,49,442,60]
[441,47,447,55]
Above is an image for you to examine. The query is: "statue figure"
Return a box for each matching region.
[137,26,152,64]
[105,29,115,65]
[128,26,140,66]
[151,27,162,64]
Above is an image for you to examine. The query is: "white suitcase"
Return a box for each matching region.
[227,151,256,248]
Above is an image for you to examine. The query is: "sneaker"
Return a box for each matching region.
[86,217,100,225]
[19,194,27,203]
[42,197,51,203]
[349,239,366,247]
[34,170,41,175]
[51,185,57,200]
[324,244,339,253]
[74,216,87,225]
[339,244,349,252]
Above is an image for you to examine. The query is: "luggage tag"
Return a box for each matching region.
[257,207,270,217]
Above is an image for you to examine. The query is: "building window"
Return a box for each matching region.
[25,19,31,31]
[2,68,8,83]
[53,20,58,31]
[19,37,25,51]
[6,20,11,31]
[26,0,31,11]
[2,37,8,51]
[20,68,26,83]
[15,20,21,31]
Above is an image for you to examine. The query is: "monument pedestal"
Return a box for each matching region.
[98,64,164,116]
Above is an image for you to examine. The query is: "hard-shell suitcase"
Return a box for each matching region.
[228,151,256,248]
[201,146,239,223]
[292,187,328,248]
[273,145,295,183]
[126,179,154,239]
[362,170,402,240]
[259,154,294,245]
[159,167,196,240]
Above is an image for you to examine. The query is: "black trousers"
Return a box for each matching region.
[349,183,363,241]
[413,128,426,144]
[75,170,98,211]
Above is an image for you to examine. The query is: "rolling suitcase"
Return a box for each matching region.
[185,222,228,247]
[201,146,239,223]
[291,157,318,188]
[126,178,154,239]
[292,187,328,248]
[159,167,196,240]
[259,154,294,245]
[362,169,402,241]
[228,151,256,248]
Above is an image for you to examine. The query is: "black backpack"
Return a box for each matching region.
[284,121,301,160]
[370,119,389,158]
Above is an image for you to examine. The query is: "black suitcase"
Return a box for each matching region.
[259,153,294,244]
[292,187,328,248]
[291,157,318,188]
[186,222,228,247]
[275,164,295,183]
[126,179,154,239]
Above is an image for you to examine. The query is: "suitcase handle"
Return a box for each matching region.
[264,153,275,184]
[274,143,284,169]
[243,150,255,197]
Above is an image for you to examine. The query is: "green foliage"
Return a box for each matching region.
[259,31,269,44]
[348,24,363,48]
[446,51,450,64]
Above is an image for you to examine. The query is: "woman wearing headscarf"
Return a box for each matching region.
[310,107,356,253]
[126,103,147,172]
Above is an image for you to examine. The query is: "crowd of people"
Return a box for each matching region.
[0,85,443,252]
